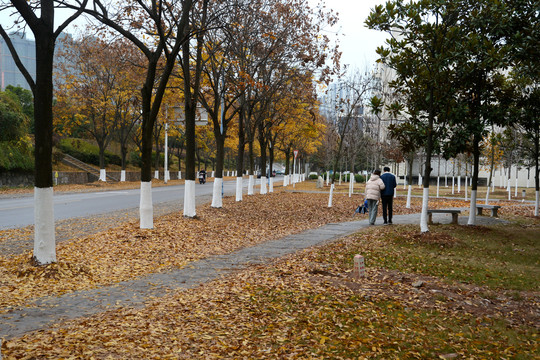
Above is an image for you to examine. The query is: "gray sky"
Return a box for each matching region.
[315,0,389,71]
[1,0,389,73]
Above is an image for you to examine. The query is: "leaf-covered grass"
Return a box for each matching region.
[322,223,540,291]
[2,191,538,358]
[4,228,538,359]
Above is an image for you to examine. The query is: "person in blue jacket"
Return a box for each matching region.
[380,166,397,224]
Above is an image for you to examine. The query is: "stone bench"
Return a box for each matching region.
[476,204,501,217]
[427,209,461,225]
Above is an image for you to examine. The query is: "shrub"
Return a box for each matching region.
[355,174,365,183]
[0,140,34,171]
[129,151,142,167]
[129,151,164,168]
[58,138,121,167]
[309,174,318,180]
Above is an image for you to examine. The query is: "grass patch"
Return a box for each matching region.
[239,285,537,359]
[323,223,539,291]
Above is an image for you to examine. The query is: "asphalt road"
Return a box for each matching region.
[0,178,278,230]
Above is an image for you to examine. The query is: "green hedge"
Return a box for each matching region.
[58,138,121,167]
[327,173,366,183]
[355,174,365,183]
[0,141,34,171]
[129,151,165,168]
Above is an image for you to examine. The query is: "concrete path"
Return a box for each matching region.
[0,212,507,340]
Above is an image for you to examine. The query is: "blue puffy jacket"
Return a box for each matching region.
[380,172,396,196]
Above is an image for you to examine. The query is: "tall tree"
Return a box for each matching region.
[367,0,460,232]
[55,36,137,181]
[76,0,196,226]
[0,0,88,264]
[443,0,509,226]
[506,0,540,216]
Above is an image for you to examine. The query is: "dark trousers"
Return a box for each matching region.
[381,195,393,223]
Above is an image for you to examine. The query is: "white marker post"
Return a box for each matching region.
[353,255,365,278]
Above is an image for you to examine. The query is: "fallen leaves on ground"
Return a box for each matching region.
[3,224,538,359]
[0,191,470,313]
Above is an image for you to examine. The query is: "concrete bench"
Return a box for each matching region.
[427,209,461,224]
[476,204,501,217]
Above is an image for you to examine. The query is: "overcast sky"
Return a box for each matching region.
[1,0,388,74]
[315,0,389,72]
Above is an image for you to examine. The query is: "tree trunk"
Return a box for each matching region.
[420,103,435,233]
[468,134,481,225]
[121,144,128,171]
[33,30,56,265]
[535,125,539,216]
[236,105,245,201]
[284,148,291,175]
[485,133,496,204]
[212,131,225,208]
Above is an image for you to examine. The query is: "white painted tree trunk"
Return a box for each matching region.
[178,171,182,179]
[406,185,412,209]
[211,178,223,208]
[339,172,342,185]
[418,174,422,186]
[328,183,334,207]
[465,177,468,201]
[120,170,126,182]
[34,187,56,264]
[260,176,267,194]
[468,190,477,226]
[420,188,429,233]
[445,175,448,187]
[269,177,274,193]
[457,175,461,193]
[283,175,287,187]
[452,177,455,194]
[99,169,106,182]
[535,191,539,216]
[139,181,153,229]
[248,175,254,195]
[485,186,490,205]
[165,170,170,182]
[436,177,440,198]
[183,180,196,217]
[211,171,215,178]
[348,175,353,197]
[236,176,243,202]
[515,175,518,197]
[154,170,159,179]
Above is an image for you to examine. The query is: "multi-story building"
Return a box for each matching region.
[0,31,70,91]
[0,32,35,91]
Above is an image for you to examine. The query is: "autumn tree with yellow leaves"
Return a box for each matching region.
[55,36,142,179]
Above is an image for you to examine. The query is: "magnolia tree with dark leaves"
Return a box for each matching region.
[366,0,460,232]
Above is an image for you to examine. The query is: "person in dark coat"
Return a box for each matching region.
[380,166,397,224]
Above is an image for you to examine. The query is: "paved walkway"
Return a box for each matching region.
[0,212,507,340]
